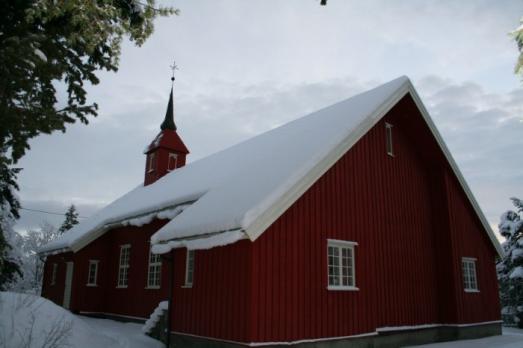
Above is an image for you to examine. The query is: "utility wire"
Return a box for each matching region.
[20,207,88,219]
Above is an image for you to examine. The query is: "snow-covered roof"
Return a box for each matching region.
[39,76,503,257]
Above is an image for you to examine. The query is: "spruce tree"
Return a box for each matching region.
[58,205,79,234]
[497,197,523,327]
[0,152,22,290]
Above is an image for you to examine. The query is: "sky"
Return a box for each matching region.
[15,0,523,240]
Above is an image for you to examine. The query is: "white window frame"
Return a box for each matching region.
[167,153,178,172]
[385,122,394,157]
[327,239,359,291]
[183,249,195,288]
[87,260,99,287]
[51,263,58,286]
[117,244,131,288]
[462,257,479,292]
[146,246,162,289]
[148,153,156,173]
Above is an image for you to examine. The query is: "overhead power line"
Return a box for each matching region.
[20,207,88,219]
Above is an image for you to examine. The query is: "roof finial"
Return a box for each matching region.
[170,60,178,85]
[161,61,178,131]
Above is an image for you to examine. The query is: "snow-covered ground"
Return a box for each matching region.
[3,291,523,348]
[410,327,523,348]
[80,316,163,348]
[0,292,162,348]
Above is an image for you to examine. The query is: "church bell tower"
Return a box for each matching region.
[143,69,189,186]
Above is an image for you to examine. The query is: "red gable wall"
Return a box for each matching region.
[242,94,500,343]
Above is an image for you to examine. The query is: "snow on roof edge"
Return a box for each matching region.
[149,76,411,249]
[239,77,503,257]
[151,229,247,254]
[38,200,196,255]
[239,76,412,242]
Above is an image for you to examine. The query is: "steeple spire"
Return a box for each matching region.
[161,61,178,131]
[160,87,176,130]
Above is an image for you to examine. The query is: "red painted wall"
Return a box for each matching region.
[42,252,74,307]
[144,129,189,186]
[71,220,170,318]
[42,220,171,319]
[169,242,252,343]
[242,94,500,343]
[444,171,500,323]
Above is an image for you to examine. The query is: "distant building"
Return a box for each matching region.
[40,76,502,347]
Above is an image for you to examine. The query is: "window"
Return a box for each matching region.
[327,239,358,290]
[148,153,156,172]
[385,122,394,156]
[184,249,194,287]
[168,153,178,171]
[462,257,479,292]
[117,245,131,288]
[147,247,162,288]
[51,263,58,285]
[87,260,99,286]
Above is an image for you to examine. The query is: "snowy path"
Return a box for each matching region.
[79,316,163,348]
[409,327,523,347]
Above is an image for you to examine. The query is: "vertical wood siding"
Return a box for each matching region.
[169,240,251,343]
[41,252,74,306]
[247,95,500,343]
[444,171,501,323]
[42,220,170,319]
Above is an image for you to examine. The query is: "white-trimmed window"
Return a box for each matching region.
[184,249,194,287]
[147,247,162,288]
[51,263,58,286]
[117,245,131,288]
[168,153,178,171]
[385,122,394,156]
[148,153,156,172]
[87,260,99,286]
[327,239,358,290]
[462,257,479,292]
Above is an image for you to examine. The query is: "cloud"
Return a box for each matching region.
[416,76,523,232]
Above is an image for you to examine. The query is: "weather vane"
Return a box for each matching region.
[170,60,178,84]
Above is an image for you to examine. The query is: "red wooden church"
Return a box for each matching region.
[40,76,503,347]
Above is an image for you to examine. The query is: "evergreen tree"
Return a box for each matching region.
[497,197,523,327]
[0,152,22,290]
[58,205,79,234]
[0,203,23,291]
[0,1,177,290]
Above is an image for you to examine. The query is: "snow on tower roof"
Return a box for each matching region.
[39,76,503,257]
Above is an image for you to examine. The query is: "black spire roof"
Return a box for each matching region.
[161,87,176,131]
